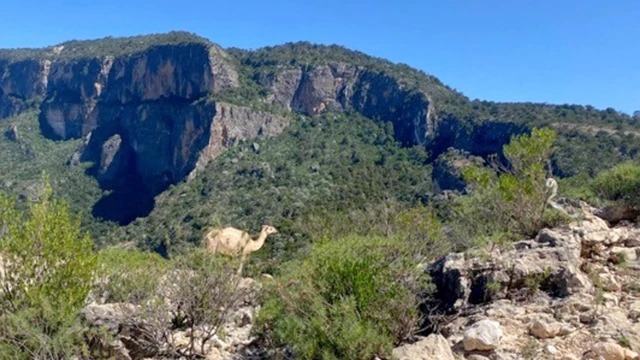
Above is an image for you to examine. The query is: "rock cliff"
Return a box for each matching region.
[0,33,533,223]
[0,35,290,222]
[259,63,437,146]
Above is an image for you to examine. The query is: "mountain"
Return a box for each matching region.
[1,31,639,255]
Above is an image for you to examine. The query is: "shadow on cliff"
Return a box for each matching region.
[91,174,156,225]
[429,116,531,160]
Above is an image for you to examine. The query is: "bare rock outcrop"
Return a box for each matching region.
[417,205,640,359]
[262,63,436,146]
[189,102,289,180]
[0,58,49,118]
[462,319,503,351]
[391,334,455,360]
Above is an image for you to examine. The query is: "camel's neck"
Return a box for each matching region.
[244,230,269,253]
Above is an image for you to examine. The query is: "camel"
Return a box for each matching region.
[545,178,580,218]
[204,224,278,274]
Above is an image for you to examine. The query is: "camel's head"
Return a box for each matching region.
[262,225,278,236]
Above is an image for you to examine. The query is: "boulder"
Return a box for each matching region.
[427,252,471,312]
[595,205,640,225]
[610,246,639,263]
[391,334,454,360]
[625,349,639,360]
[462,319,503,351]
[529,315,568,339]
[544,344,559,355]
[599,273,622,292]
[591,341,626,360]
[80,303,137,333]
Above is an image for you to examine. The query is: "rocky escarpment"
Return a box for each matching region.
[84,101,288,223]
[37,42,239,140]
[259,63,438,146]
[0,37,294,223]
[0,35,535,223]
[0,58,49,118]
[430,115,530,160]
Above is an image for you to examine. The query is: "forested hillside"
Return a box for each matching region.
[0,32,637,253]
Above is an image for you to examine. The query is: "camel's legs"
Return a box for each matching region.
[237,255,245,276]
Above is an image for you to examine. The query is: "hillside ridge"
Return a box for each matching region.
[0,31,638,239]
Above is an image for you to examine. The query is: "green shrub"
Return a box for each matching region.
[0,175,96,359]
[256,236,428,360]
[453,128,559,246]
[296,201,446,257]
[591,161,640,207]
[94,247,170,305]
[557,174,600,205]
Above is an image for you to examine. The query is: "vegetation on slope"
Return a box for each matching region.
[117,111,433,266]
[228,41,458,102]
[1,35,638,251]
[0,178,96,359]
[0,111,114,239]
[256,236,429,360]
[0,31,210,61]
[591,161,640,208]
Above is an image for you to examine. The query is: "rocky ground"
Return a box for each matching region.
[399,203,640,360]
[82,203,640,360]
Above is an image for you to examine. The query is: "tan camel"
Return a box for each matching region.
[545,178,580,218]
[204,224,278,274]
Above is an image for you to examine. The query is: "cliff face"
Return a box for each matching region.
[0,39,288,222]
[431,116,530,159]
[0,58,49,118]
[262,63,435,146]
[37,43,240,140]
[0,35,528,223]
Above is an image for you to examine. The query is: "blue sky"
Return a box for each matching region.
[0,0,637,113]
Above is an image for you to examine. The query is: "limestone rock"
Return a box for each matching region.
[544,344,559,355]
[591,341,626,360]
[628,301,640,320]
[80,302,137,333]
[530,316,566,339]
[188,102,290,180]
[611,247,639,263]
[427,252,471,311]
[0,59,48,119]
[599,273,622,292]
[596,205,640,225]
[624,349,639,360]
[462,319,503,351]
[391,334,454,360]
[4,123,19,141]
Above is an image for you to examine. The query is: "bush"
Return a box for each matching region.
[557,174,600,205]
[141,249,250,359]
[256,236,429,360]
[591,161,640,207]
[93,247,170,305]
[453,128,558,246]
[0,175,96,359]
[296,200,446,255]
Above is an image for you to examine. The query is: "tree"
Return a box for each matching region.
[0,174,96,359]
[455,128,559,245]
